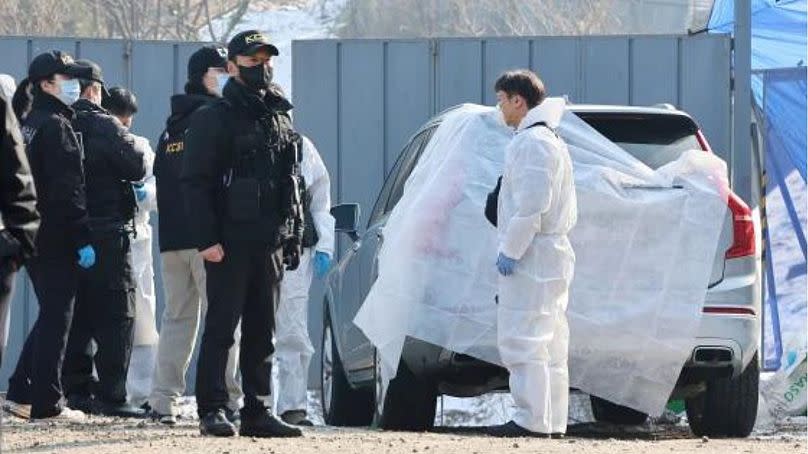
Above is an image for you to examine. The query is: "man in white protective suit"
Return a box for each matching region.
[487,70,577,438]
[103,87,160,409]
[275,135,334,426]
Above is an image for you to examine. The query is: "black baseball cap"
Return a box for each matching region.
[187,45,228,79]
[75,59,111,99]
[27,50,85,80]
[228,30,279,58]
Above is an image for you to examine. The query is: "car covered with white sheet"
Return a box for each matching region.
[320,102,761,438]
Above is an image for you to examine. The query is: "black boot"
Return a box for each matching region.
[240,409,303,438]
[66,394,94,414]
[486,420,550,438]
[96,401,147,418]
[199,409,236,437]
[281,410,314,427]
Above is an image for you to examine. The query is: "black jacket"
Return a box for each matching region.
[153,93,215,252]
[72,98,145,235]
[0,91,39,261]
[181,80,304,251]
[21,94,91,257]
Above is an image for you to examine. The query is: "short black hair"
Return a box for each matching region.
[184,77,209,96]
[494,70,546,109]
[103,86,138,117]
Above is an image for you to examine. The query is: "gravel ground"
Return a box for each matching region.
[1,411,804,454]
[2,391,805,453]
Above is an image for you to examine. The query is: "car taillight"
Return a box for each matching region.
[695,129,756,259]
[725,192,756,259]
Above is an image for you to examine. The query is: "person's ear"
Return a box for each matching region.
[39,79,54,93]
[227,60,239,77]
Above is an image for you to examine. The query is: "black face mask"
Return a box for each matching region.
[238,63,272,91]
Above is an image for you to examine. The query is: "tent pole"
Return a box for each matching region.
[733,0,753,204]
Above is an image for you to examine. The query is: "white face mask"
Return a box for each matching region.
[56,78,81,106]
[216,73,230,95]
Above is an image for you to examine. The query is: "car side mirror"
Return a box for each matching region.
[331,203,361,243]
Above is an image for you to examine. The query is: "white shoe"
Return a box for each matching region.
[32,407,87,422]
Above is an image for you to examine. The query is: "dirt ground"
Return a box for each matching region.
[1,415,805,454]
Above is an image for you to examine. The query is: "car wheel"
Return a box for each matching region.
[320,309,373,426]
[685,353,759,438]
[590,396,649,425]
[373,349,438,431]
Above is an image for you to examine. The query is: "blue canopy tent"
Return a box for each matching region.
[709,0,807,371]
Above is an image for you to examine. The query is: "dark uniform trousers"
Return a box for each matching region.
[7,255,79,418]
[62,232,136,404]
[196,241,284,417]
[0,260,17,368]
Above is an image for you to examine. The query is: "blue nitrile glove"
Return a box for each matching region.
[133,183,147,202]
[77,245,96,269]
[496,253,517,276]
[314,251,332,279]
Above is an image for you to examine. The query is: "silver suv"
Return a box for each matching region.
[321,104,762,437]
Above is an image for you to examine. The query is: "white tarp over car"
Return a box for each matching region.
[354,101,729,416]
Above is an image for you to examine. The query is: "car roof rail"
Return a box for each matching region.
[652,103,678,110]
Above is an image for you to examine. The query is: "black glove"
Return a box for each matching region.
[283,239,301,271]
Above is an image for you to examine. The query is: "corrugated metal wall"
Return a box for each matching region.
[292,34,733,385]
[0,36,207,390]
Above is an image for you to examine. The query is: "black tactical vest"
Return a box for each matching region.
[219,98,304,245]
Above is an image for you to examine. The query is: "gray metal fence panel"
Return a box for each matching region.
[436,40,483,110]
[384,41,432,174]
[532,38,581,100]
[339,41,386,226]
[582,37,631,104]
[293,34,733,387]
[680,35,732,163]
[630,37,679,106]
[292,40,339,201]
[77,40,129,89]
[0,38,30,82]
[130,42,176,145]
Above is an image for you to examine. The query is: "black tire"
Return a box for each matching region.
[375,352,438,431]
[320,311,374,426]
[590,396,649,425]
[685,353,759,438]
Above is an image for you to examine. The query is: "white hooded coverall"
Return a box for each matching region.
[275,137,335,416]
[126,135,159,407]
[497,102,577,434]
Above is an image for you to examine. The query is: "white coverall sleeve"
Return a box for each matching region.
[135,135,158,213]
[499,138,559,260]
[302,137,335,256]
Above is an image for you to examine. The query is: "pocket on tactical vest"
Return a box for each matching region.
[226,177,261,222]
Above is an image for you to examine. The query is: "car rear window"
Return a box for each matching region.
[576,113,702,170]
